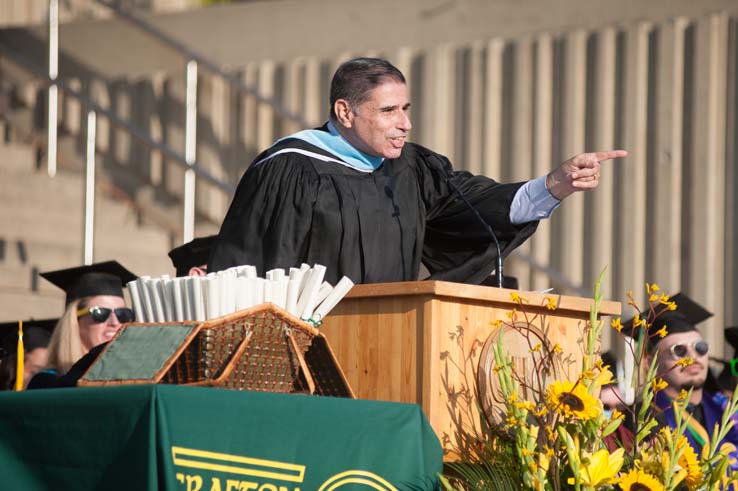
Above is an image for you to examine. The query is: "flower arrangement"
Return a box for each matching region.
[441,274,738,491]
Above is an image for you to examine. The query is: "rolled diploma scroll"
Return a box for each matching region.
[201,275,220,320]
[138,277,155,323]
[218,271,236,317]
[147,278,166,323]
[158,276,173,322]
[285,278,300,316]
[271,278,288,309]
[302,281,334,320]
[298,265,326,320]
[126,280,145,323]
[235,276,252,311]
[171,278,186,321]
[182,277,196,321]
[191,277,205,321]
[313,276,355,322]
[236,265,258,279]
[253,277,265,305]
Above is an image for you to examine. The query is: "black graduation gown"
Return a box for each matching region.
[209,132,539,285]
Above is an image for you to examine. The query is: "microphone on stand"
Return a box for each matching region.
[435,157,505,288]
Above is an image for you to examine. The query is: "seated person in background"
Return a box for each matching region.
[62,246,217,388]
[27,261,137,389]
[208,57,627,284]
[168,235,216,277]
[0,319,55,390]
[638,293,738,466]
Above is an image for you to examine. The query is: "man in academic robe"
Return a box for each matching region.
[209,57,627,284]
[644,295,738,469]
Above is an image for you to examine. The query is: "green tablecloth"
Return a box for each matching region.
[0,385,441,490]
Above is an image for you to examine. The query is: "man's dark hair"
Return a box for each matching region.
[329,57,406,120]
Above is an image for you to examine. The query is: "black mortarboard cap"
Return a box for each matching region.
[168,235,216,277]
[40,261,137,305]
[623,292,713,348]
[0,318,57,358]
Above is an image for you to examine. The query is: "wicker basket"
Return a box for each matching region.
[78,303,353,398]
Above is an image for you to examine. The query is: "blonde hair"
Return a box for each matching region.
[45,299,87,374]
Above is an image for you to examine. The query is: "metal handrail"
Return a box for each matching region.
[93,0,311,128]
[0,43,236,193]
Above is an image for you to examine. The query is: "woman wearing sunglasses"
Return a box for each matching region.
[27,261,137,390]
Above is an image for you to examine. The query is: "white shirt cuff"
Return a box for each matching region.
[509,175,561,224]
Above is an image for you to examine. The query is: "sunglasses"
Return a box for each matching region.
[77,306,136,324]
[668,340,709,359]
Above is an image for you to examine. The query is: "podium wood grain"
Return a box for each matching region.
[320,281,621,457]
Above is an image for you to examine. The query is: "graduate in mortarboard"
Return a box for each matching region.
[0,318,55,390]
[27,261,137,389]
[168,235,215,277]
[633,293,738,469]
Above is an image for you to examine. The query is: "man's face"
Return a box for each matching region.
[653,330,709,393]
[336,81,412,159]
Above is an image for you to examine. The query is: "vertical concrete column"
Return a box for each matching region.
[557,30,588,287]
[530,34,554,291]
[465,41,485,175]
[508,36,535,285]
[283,58,303,136]
[303,57,322,127]
[421,43,455,161]
[240,63,258,159]
[618,22,650,304]
[257,60,276,152]
[689,14,728,350]
[482,38,505,179]
[589,28,617,297]
[726,19,738,326]
[652,19,688,289]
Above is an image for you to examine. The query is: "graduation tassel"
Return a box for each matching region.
[15,320,24,391]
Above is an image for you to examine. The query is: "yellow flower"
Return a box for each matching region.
[530,343,542,353]
[675,357,694,368]
[658,293,671,304]
[592,367,615,388]
[510,292,528,303]
[611,409,625,420]
[491,319,503,328]
[677,389,689,401]
[649,293,659,302]
[651,378,668,392]
[553,344,562,354]
[579,448,625,487]
[647,283,661,294]
[612,317,624,332]
[545,296,557,310]
[545,380,602,420]
[506,309,518,320]
[618,469,665,491]
[678,438,703,489]
[655,326,668,338]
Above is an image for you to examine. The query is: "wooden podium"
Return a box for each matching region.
[319,281,621,457]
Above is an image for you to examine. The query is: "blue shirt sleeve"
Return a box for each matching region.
[509,175,561,224]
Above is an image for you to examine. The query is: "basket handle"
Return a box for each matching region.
[287,331,316,394]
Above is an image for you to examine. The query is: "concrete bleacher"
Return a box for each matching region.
[0,141,174,319]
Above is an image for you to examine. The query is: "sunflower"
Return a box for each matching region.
[545,380,601,420]
[618,469,665,491]
[678,441,703,490]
